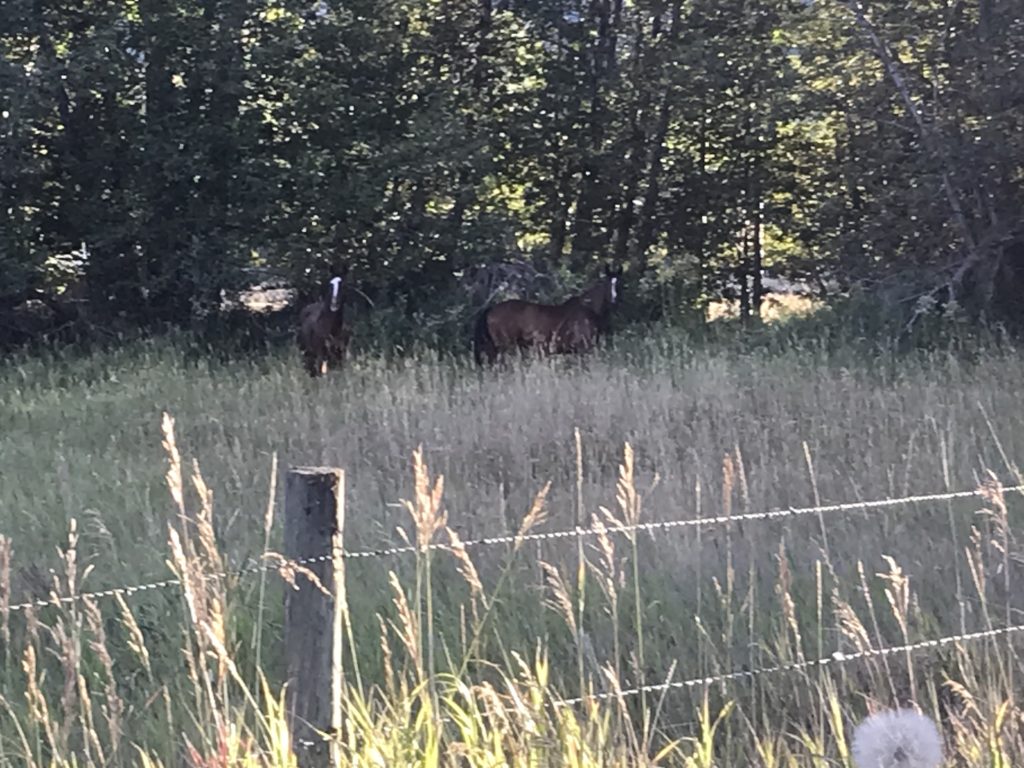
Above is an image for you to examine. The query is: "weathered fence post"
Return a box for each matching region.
[284,467,345,768]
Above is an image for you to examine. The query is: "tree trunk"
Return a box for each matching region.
[196,0,246,311]
[836,0,981,288]
[550,169,572,261]
[611,18,648,264]
[978,0,992,40]
[752,196,763,318]
[695,108,709,310]
[633,95,670,271]
[570,0,615,267]
[633,0,682,273]
[447,0,493,268]
[139,0,183,320]
[739,235,751,323]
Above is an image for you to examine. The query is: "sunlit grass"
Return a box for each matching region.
[1,328,1023,764]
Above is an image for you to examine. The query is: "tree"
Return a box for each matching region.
[1,0,1021,345]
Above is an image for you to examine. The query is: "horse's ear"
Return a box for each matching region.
[604,263,612,277]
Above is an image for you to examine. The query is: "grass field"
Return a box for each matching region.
[1,323,1023,765]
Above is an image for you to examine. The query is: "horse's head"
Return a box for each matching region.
[582,263,624,318]
[320,262,350,312]
[603,263,624,307]
[573,264,623,325]
[325,271,347,313]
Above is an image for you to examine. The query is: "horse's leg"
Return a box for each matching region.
[302,351,320,377]
[539,333,556,359]
[516,338,533,363]
[325,338,348,372]
[489,329,513,366]
[304,338,328,377]
[324,348,338,372]
[298,335,318,377]
[333,331,351,368]
[496,338,513,365]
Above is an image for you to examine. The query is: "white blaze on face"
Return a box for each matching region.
[329,276,343,311]
[610,277,618,303]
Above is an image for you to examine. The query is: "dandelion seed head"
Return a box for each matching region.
[852,708,943,768]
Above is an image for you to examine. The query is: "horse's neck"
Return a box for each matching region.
[322,302,345,326]
[579,282,608,316]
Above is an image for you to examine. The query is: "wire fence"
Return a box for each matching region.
[6,474,1024,734]
[321,483,1024,562]
[7,577,183,613]
[290,616,1024,750]
[290,619,1024,751]
[7,481,1021,615]
[557,621,1024,707]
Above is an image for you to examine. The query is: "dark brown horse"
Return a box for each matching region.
[473,264,623,365]
[297,270,351,377]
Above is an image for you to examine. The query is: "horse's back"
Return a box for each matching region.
[487,299,533,319]
[487,300,565,345]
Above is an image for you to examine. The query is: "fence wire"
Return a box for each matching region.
[6,482,1021,614]
[557,621,1024,707]
[319,483,1024,564]
[292,620,1024,750]
[289,619,1024,749]
[299,626,1024,753]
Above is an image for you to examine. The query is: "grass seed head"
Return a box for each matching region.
[852,708,943,768]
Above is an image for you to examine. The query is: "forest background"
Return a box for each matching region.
[2,0,1022,350]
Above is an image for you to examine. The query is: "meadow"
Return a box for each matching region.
[1,319,1023,765]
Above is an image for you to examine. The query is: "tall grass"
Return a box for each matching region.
[1,327,1023,764]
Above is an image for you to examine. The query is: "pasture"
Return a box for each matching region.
[1,325,1023,765]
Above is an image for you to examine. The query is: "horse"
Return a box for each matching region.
[297,271,351,377]
[473,264,623,365]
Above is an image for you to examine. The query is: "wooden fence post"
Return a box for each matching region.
[284,466,345,768]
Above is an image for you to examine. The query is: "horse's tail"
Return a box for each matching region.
[473,307,496,366]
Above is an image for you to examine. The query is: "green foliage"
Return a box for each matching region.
[1,0,1022,340]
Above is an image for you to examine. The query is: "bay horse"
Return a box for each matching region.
[473,264,623,365]
[297,270,351,377]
